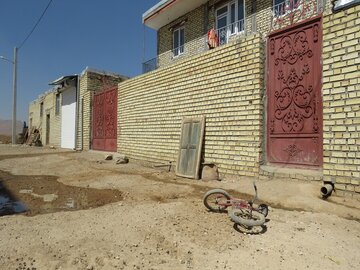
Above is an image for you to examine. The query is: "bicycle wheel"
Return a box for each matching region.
[229,208,265,227]
[257,204,269,217]
[203,189,231,212]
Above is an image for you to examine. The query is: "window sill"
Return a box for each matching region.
[172,53,185,59]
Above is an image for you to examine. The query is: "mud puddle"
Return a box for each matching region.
[0,170,122,216]
[0,184,27,215]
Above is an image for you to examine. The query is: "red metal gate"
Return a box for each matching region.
[92,87,118,152]
[267,16,323,167]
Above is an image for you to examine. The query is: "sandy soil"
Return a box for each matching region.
[0,144,359,270]
[0,135,11,144]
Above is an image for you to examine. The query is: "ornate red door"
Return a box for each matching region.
[267,16,322,167]
[92,87,118,152]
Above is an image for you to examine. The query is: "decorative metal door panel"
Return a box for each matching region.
[92,87,118,152]
[267,16,323,167]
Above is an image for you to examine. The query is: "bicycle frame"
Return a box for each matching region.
[213,197,254,211]
[203,182,269,227]
[212,182,259,211]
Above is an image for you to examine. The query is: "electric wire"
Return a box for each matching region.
[18,0,54,50]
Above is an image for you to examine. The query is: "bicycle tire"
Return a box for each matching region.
[229,208,265,227]
[203,189,231,212]
[257,204,269,217]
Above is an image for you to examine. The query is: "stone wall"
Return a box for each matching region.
[119,34,265,178]
[322,4,360,196]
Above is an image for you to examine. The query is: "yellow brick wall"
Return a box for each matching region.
[77,70,126,150]
[118,34,265,177]
[322,5,360,196]
[77,73,90,150]
[48,93,61,147]
[28,91,61,147]
[156,1,331,67]
[158,5,207,67]
[28,102,39,130]
[29,70,126,150]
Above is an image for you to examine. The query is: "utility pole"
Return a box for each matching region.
[12,47,18,145]
[0,47,18,145]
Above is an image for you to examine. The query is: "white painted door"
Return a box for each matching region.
[61,87,76,149]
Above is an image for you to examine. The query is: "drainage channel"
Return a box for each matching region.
[0,170,123,217]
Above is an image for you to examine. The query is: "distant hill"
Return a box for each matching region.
[0,119,24,135]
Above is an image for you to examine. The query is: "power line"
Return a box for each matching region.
[18,0,54,50]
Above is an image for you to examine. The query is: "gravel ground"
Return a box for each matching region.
[0,144,359,270]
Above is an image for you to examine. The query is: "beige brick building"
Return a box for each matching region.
[119,34,265,177]
[322,5,360,195]
[29,89,61,147]
[29,68,127,150]
[124,0,359,197]
[77,68,127,151]
[147,0,331,70]
[27,1,360,197]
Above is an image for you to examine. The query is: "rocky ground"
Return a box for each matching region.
[0,144,359,270]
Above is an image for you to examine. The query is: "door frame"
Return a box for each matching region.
[265,15,323,168]
[92,86,118,152]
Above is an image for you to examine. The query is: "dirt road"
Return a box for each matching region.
[0,145,359,270]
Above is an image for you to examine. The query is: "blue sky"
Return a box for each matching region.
[0,0,158,122]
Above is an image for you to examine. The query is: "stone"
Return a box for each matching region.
[105,154,113,160]
[116,157,129,164]
[43,194,58,202]
[201,164,219,181]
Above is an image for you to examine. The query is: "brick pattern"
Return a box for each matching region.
[118,34,265,177]
[254,0,332,35]
[322,5,360,196]
[50,95,61,147]
[77,73,89,150]
[77,70,126,150]
[29,70,125,151]
[156,1,330,68]
[158,5,207,67]
[28,91,61,147]
[255,0,272,35]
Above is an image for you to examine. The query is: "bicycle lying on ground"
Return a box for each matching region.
[203,182,268,227]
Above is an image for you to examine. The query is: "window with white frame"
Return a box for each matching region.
[273,0,301,17]
[173,27,185,57]
[333,0,360,11]
[216,0,245,45]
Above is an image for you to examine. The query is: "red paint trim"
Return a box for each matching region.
[144,0,179,24]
